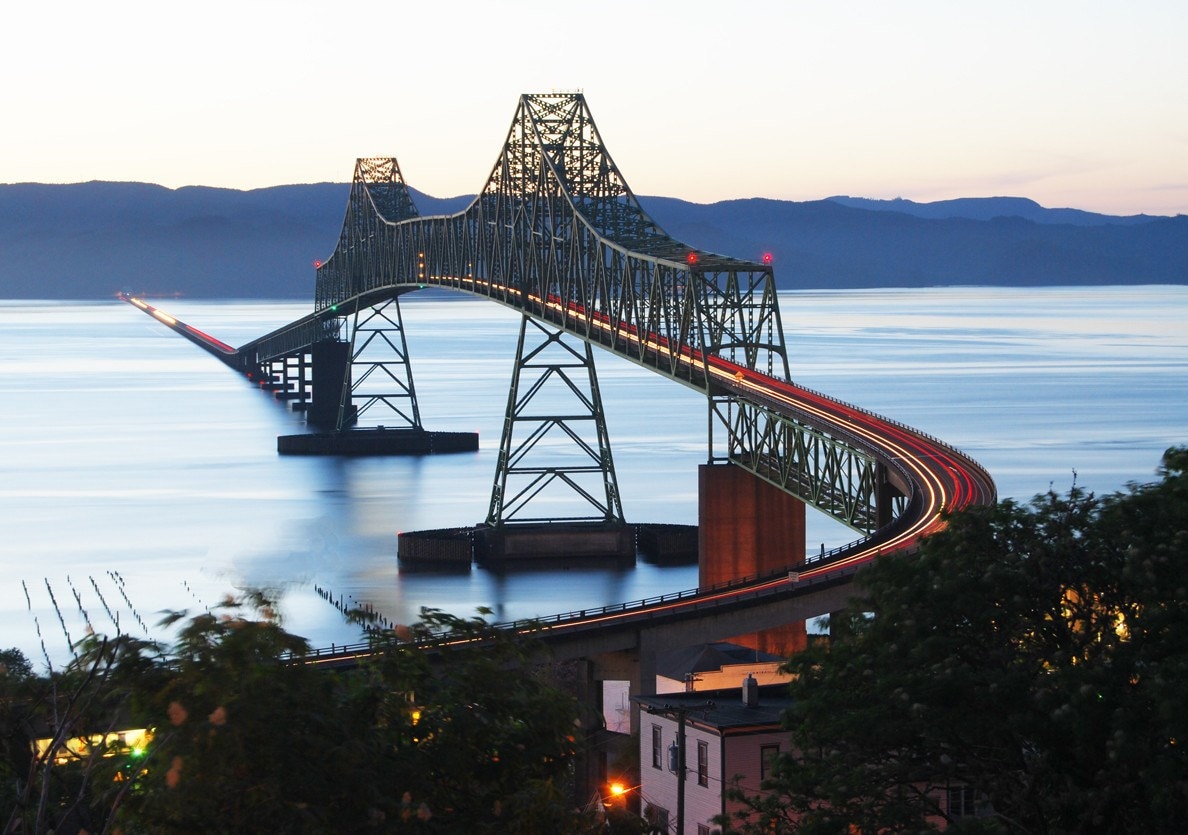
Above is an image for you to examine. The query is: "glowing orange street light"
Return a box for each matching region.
[605,779,640,809]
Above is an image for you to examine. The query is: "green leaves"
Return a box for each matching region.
[9,595,595,833]
[721,446,1188,834]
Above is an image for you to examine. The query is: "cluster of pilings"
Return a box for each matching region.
[313,584,399,635]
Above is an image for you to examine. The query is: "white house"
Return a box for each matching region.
[631,679,989,831]
[631,677,792,835]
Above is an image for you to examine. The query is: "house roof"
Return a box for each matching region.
[656,641,785,680]
[632,684,793,732]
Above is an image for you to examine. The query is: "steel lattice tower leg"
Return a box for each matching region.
[335,297,422,432]
[487,314,625,527]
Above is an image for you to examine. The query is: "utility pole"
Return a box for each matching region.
[645,701,713,834]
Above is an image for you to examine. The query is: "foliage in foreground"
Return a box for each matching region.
[719,446,1188,834]
[2,600,611,834]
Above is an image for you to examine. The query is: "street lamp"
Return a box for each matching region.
[605,778,642,806]
[601,779,642,828]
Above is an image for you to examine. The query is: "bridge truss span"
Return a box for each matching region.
[314,93,790,390]
[306,92,994,549]
[124,91,997,618]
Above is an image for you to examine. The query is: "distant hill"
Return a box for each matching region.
[641,196,1188,289]
[822,195,1158,226]
[0,182,1183,299]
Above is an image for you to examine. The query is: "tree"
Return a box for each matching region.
[1,648,36,823]
[719,447,1188,834]
[6,598,608,834]
[3,634,166,833]
[0,650,32,683]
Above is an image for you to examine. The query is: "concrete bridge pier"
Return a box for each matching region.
[306,340,353,429]
[698,463,807,655]
[572,659,605,807]
[573,642,661,804]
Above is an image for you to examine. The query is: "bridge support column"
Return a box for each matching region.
[479,314,630,559]
[876,462,901,530]
[279,302,478,455]
[698,463,807,655]
[343,298,423,430]
[307,341,352,429]
[284,353,310,407]
[570,646,658,810]
[572,660,605,811]
[261,353,312,409]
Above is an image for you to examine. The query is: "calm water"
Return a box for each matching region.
[2,286,1185,666]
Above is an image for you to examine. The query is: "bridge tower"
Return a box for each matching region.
[334,297,422,432]
[277,158,477,455]
[477,314,633,560]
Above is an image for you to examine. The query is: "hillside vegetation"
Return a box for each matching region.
[1,182,1184,299]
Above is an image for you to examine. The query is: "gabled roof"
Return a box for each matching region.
[633,684,793,732]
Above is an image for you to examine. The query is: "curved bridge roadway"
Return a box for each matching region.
[123,288,996,652]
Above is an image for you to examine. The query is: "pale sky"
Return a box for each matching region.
[3,0,1186,216]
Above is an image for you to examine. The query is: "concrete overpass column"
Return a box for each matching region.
[573,642,659,807]
[698,463,807,655]
[637,632,659,700]
[573,659,604,809]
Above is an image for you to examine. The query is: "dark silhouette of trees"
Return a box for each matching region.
[719,447,1188,834]
[3,601,614,834]
[1,649,37,821]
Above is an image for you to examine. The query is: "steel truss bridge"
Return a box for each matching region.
[124,92,995,632]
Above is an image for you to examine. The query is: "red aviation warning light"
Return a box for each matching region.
[686,252,699,265]
[313,260,322,268]
[762,252,773,265]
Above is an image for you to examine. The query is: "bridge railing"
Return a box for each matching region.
[784,378,997,501]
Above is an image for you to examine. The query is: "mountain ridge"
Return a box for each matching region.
[1,182,1184,298]
[822,195,1160,226]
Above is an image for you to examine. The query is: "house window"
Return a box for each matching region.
[697,739,709,786]
[651,725,662,769]
[760,743,780,782]
[948,785,977,817]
